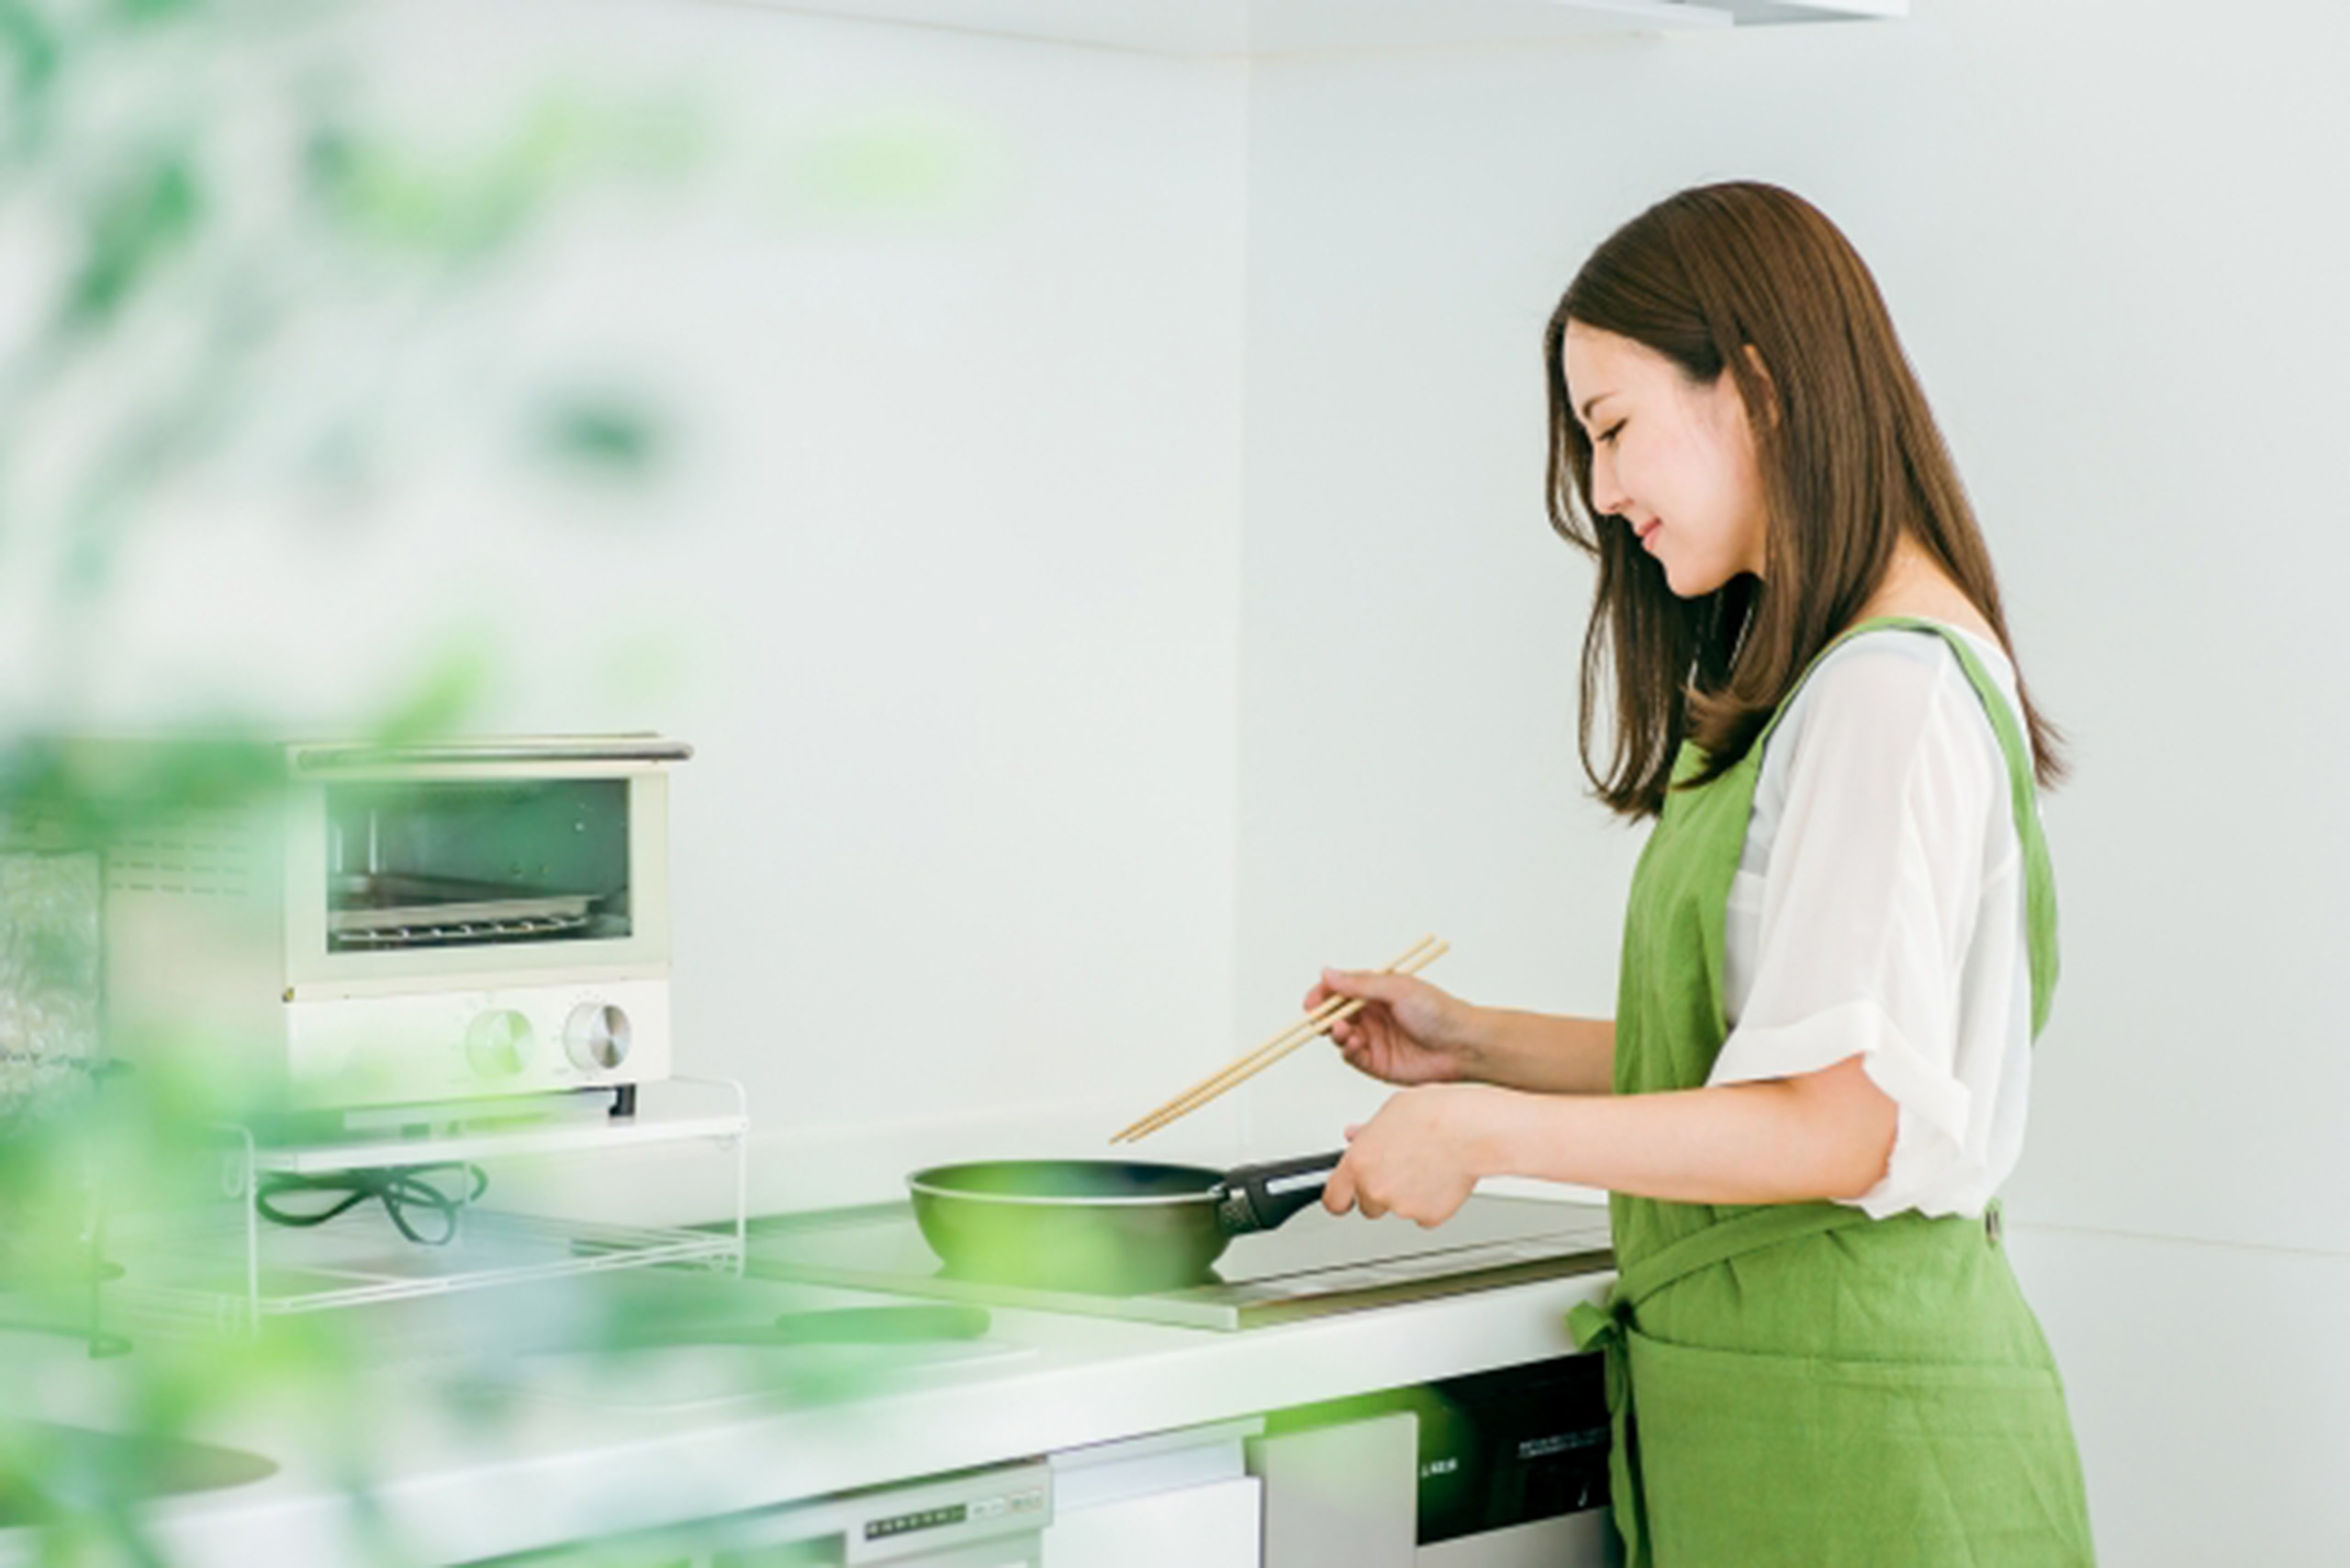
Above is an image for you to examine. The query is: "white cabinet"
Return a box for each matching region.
[1041,1476,1260,1568]
[1042,1421,1264,1568]
[1248,1413,1418,1568]
[747,0,1906,59]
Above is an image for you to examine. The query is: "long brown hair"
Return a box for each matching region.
[1543,182,2065,819]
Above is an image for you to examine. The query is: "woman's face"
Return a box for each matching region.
[1561,322,1768,597]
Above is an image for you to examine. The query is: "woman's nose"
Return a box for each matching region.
[1589,445,1630,519]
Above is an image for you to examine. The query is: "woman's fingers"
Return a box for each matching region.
[1324,966,1411,1005]
[1325,1150,1388,1219]
[1312,980,1381,1047]
[1322,1159,1357,1215]
[1312,963,1440,1083]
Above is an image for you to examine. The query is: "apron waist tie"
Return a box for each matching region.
[1568,1202,1879,1568]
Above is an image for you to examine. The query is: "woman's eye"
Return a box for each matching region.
[1598,421,1626,446]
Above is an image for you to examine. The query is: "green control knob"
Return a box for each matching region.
[464,1009,534,1078]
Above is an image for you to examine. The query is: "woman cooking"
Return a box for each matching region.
[1307,183,2096,1565]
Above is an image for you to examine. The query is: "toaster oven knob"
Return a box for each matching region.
[464,1009,535,1079]
[564,1002,632,1071]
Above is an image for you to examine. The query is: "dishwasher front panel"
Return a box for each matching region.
[485,1460,1052,1568]
[1420,1509,1618,1567]
[1262,1353,1615,1567]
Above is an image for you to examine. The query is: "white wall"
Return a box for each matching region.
[1235,0,2350,1558]
[0,0,1252,1204]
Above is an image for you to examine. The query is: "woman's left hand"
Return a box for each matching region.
[1323,1084,1505,1227]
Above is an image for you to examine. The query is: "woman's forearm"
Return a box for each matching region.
[1460,1009,1615,1094]
[1469,1055,1897,1204]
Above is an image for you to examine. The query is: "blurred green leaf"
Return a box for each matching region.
[304,96,597,261]
[305,123,537,257]
[787,119,973,218]
[106,0,202,24]
[0,1,61,114]
[370,636,493,747]
[61,152,202,333]
[540,394,664,478]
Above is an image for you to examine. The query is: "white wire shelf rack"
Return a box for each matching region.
[103,1077,749,1340]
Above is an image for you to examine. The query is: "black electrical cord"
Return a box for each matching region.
[254,1163,489,1247]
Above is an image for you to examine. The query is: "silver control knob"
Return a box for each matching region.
[464,1009,534,1078]
[564,1002,632,1072]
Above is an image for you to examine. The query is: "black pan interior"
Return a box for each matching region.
[912,1159,1222,1202]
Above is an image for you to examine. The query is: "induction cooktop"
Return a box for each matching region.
[741,1194,1614,1331]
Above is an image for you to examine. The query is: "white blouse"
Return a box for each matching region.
[1708,622,2037,1220]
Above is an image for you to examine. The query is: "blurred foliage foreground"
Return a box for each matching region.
[0,0,1001,1558]
[0,3,718,1562]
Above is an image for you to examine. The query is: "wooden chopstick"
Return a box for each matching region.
[1113,936,1449,1144]
[1108,936,1436,1145]
[1111,935,1450,1145]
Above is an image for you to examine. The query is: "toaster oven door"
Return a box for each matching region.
[285,757,673,990]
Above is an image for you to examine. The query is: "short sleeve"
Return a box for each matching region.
[1707,633,2022,1218]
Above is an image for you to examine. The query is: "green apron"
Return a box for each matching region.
[1568,616,2095,1566]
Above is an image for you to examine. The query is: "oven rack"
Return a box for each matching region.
[330,912,594,948]
[101,1077,749,1340]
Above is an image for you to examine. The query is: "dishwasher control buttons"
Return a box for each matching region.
[866,1504,968,1540]
[563,1002,632,1071]
[863,1487,1042,1541]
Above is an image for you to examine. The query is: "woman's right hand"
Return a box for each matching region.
[1304,967,1483,1086]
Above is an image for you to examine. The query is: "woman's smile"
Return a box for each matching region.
[1560,320,1769,597]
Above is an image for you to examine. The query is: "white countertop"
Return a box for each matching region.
[0,1219,1616,1567]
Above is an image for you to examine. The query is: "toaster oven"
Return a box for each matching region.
[97,736,689,1117]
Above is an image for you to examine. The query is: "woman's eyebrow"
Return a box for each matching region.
[1578,390,1616,422]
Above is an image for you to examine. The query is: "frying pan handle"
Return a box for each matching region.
[1216,1151,1345,1235]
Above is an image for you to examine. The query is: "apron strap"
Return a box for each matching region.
[1567,1204,1875,1568]
[1754,614,2060,1036]
[1570,1202,1875,1374]
[1571,1202,1875,1359]
[1617,1201,1871,1308]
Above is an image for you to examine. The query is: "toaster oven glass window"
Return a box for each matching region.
[325,780,631,952]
